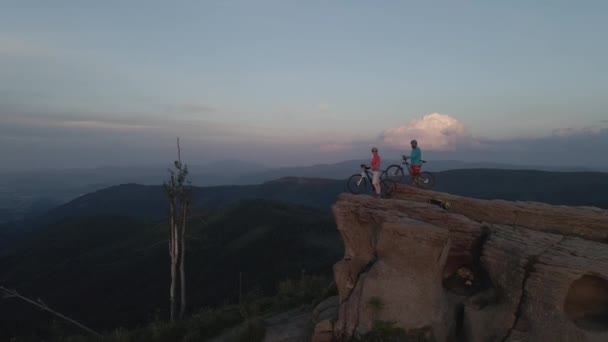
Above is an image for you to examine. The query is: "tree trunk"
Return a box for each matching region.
[166,138,192,321]
[170,256,177,321]
[179,200,188,318]
[169,199,177,321]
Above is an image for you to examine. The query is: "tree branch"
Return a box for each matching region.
[0,286,102,337]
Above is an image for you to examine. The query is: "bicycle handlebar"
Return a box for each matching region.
[401,156,427,163]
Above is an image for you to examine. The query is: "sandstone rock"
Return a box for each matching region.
[392,185,608,242]
[463,224,608,342]
[330,186,608,342]
[333,213,452,340]
[333,194,483,282]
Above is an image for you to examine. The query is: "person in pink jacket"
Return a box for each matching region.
[366,147,381,198]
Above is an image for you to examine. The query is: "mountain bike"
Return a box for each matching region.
[347,164,397,197]
[382,156,435,189]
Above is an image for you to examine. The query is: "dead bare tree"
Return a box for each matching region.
[164,138,191,320]
[179,181,191,319]
[0,286,101,337]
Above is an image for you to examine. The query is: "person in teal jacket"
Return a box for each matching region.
[408,139,422,175]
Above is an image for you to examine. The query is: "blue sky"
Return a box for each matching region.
[1,1,607,169]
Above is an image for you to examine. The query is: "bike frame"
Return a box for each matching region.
[356,167,376,186]
[396,158,423,177]
[348,165,397,197]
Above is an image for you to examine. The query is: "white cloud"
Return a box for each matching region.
[382,113,478,151]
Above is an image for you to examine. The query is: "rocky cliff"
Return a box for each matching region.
[320,185,608,342]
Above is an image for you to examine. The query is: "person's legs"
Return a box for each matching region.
[410,165,421,182]
[372,171,381,197]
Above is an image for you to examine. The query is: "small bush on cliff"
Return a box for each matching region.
[275,274,331,309]
[367,297,385,312]
[235,318,266,342]
[367,297,384,320]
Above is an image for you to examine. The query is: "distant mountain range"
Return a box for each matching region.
[3,168,607,236]
[0,159,606,224]
[235,159,603,184]
[0,177,345,252]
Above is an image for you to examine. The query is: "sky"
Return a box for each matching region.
[1,0,607,170]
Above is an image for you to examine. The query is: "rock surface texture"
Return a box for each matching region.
[330,185,608,342]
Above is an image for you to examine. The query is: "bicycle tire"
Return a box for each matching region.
[380,178,397,198]
[347,174,369,194]
[384,165,405,182]
[411,171,435,189]
[420,172,435,189]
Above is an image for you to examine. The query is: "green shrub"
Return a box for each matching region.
[235,318,266,342]
[275,274,331,310]
[367,297,384,312]
[61,274,331,342]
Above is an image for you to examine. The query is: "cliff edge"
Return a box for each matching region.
[321,184,608,342]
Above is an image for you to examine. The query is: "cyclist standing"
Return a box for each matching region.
[408,139,422,176]
[366,147,382,198]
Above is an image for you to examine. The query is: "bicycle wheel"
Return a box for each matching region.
[412,172,435,189]
[384,165,405,182]
[347,174,369,194]
[380,179,397,198]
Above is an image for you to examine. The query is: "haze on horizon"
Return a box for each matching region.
[1,1,607,170]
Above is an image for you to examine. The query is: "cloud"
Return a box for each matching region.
[60,120,150,131]
[2,112,157,131]
[0,106,307,149]
[2,102,607,170]
[165,104,216,114]
[382,113,479,151]
[319,143,353,153]
[552,123,608,137]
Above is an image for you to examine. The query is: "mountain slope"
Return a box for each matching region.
[5,169,607,240]
[2,160,602,224]
[7,178,343,232]
[0,200,342,339]
[431,169,608,208]
[34,169,608,227]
